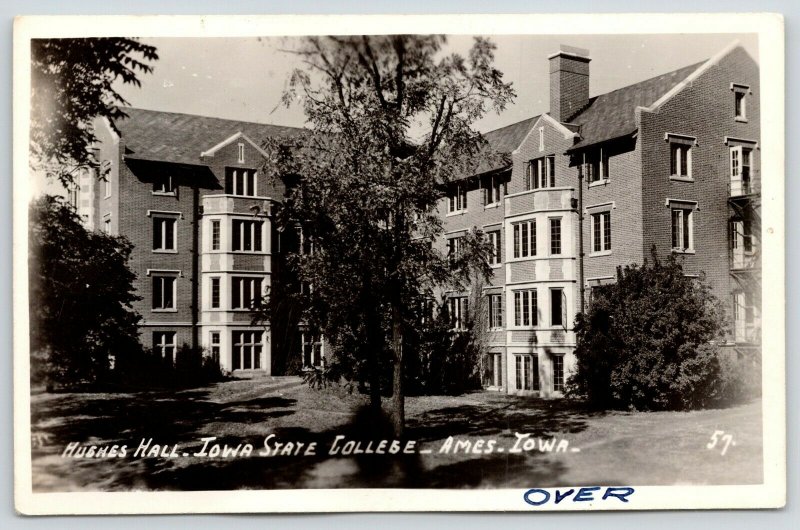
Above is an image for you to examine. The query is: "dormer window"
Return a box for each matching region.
[731,83,749,121]
[153,175,176,195]
[225,167,257,197]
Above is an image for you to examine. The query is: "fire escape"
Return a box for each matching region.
[728,155,761,351]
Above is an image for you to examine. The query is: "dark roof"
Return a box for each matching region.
[112,107,304,165]
[475,58,706,157]
[467,115,540,176]
[567,61,705,150]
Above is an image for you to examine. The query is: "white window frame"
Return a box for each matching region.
[487,230,501,266]
[210,219,221,251]
[590,210,612,255]
[668,201,697,253]
[238,142,245,163]
[103,216,111,234]
[209,331,221,363]
[210,276,221,309]
[232,330,263,370]
[731,83,749,121]
[228,168,258,197]
[488,293,503,330]
[484,174,503,206]
[152,175,176,195]
[231,276,264,310]
[538,127,545,151]
[512,219,536,259]
[232,218,264,252]
[153,331,177,361]
[301,332,324,369]
[152,216,177,252]
[586,147,610,185]
[151,274,178,312]
[483,352,503,389]
[550,287,565,328]
[552,355,565,393]
[513,289,538,328]
[447,182,468,214]
[447,296,469,330]
[515,354,540,391]
[549,217,562,256]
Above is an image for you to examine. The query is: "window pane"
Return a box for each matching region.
[164,277,174,308]
[521,223,529,256]
[551,289,563,327]
[232,220,241,251]
[531,290,538,326]
[683,210,691,250]
[592,214,600,252]
[513,224,520,258]
[550,218,561,255]
[153,277,162,309]
[672,210,681,249]
[603,212,611,251]
[153,219,162,249]
[165,219,175,250]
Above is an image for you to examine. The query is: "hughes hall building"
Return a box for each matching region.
[73,41,761,394]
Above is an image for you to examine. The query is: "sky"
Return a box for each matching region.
[118,33,759,134]
[38,32,759,198]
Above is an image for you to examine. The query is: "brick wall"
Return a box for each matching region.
[639,46,760,327]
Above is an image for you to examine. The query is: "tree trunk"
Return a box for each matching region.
[362,275,382,412]
[391,301,404,437]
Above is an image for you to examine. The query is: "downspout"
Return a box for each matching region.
[191,185,200,349]
[578,152,585,315]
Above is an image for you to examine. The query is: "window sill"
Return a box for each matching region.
[589,250,612,257]
[735,117,749,123]
[488,327,504,332]
[484,202,500,210]
[152,308,178,313]
[229,251,270,255]
[153,249,178,254]
[588,179,610,188]
[672,248,696,255]
[669,175,695,182]
[489,263,502,269]
[152,191,177,197]
[446,210,468,217]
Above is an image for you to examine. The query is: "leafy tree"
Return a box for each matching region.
[569,250,733,411]
[259,36,514,435]
[29,196,142,388]
[30,38,158,186]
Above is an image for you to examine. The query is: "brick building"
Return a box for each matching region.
[443,42,760,396]
[75,41,760,389]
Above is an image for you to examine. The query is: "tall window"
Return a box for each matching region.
[525,156,555,190]
[586,148,609,183]
[513,220,536,258]
[515,354,539,391]
[591,211,611,253]
[671,207,694,252]
[232,219,263,252]
[153,175,175,194]
[553,356,565,393]
[483,353,502,388]
[487,230,501,265]
[447,236,463,264]
[447,296,469,330]
[448,182,468,213]
[152,275,176,310]
[231,276,262,309]
[550,288,564,327]
[730,146,753,195]
[237,142,245,163]
[232,330,262,370]
[210,220,221,251]
[103,176,112,198]
[732,84,749,120]
[513,289,538,327]
[488,293,503,329]
[103,217,111,234]
[209,332,221,364]
[549,218,562,255]
[302,332,323,368]
[210,277,221,309]
[670,143,692,178]
[153,332,176,361]
[68,185,79,209]
[225,167,257,197]
[153,217,177,251]
[484,174,503,206]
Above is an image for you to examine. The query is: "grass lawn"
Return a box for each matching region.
[29,376,763,491]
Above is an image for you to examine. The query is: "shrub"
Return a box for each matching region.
[569,250,753,410]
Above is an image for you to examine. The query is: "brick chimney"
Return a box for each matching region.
[549,45,591,122]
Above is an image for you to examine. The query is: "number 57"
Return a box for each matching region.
[707,430,734,455]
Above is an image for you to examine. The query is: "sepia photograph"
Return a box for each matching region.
[13,13,785,513]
